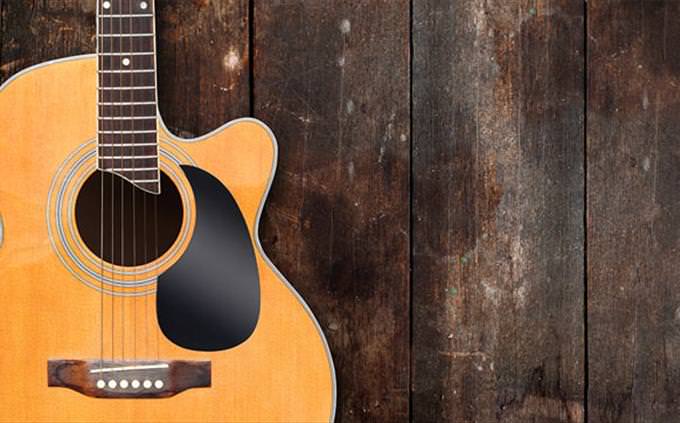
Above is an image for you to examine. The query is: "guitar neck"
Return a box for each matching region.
[97,0,160,194]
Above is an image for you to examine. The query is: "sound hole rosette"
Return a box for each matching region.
[47,140,196,296]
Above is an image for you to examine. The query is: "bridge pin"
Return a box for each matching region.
[154,380,164,389]
[131,379,141,389]
[143,380,152,389]
[119,379,129,389]
[96,380,106,389]
[108,380,117,389]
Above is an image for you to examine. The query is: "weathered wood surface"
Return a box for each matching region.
[412,1,585,422]
[8,0,680,422]
[588,1,680,421]
[253,2,411,421]
[156,0,250,136]
[0,1,95,80]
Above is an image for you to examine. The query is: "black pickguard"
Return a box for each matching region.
[157,165,260,351]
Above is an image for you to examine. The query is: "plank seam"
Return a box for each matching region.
[408,2,415,422]
[583,0,589,421]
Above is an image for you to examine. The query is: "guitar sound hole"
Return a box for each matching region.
[75,170,183,267]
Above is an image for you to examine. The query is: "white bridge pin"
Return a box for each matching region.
[143,380,152,389]
[108,380,117,389]
[131,380,141,389]
[119,379,129,389]
[154,380,164,389]
[96,380,106,389]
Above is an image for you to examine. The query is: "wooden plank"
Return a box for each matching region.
[156,0,250,136]
[253,1,410,421]
[0,0,95,82]
[412,1,585,421]
[587,2,680,421]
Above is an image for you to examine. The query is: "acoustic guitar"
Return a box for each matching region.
[0,1,335,421]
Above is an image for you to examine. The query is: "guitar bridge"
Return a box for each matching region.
[48,359,211,399]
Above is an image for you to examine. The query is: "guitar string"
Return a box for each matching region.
[129,0,137,363]
[116,0,127,365]
[155,193,160,360]
[152,0,160,361]
[98,0,105,372]
[147,0,153,360]
[109,0,116,366]
[144,188,149,359]
[120,0,127,363]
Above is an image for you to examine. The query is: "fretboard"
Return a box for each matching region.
[97,0,160,194]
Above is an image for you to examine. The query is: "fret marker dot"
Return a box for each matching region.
[122,58,131,66]
[103,1,111,9]
[140,1,148,9]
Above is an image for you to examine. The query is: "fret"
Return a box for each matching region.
[110,167,159,171]
[98,87,155,92]
[108,170,159,176]
[100,52,153,56]
[100,86,155,90]
[100,156,158,161]
[106,166,158,173]
[99,143,157,147]
[99,115,156,119]
[99,101,156,105]
[99,133,157,144]
[99,70,155,74]
[99,33,153,37]
[99,14,153,18]
[99,130,156,134]
[106,170,159,178]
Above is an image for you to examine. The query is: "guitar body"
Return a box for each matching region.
[0,55,335,422]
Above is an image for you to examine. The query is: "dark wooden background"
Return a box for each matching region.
[2,0,679,421]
